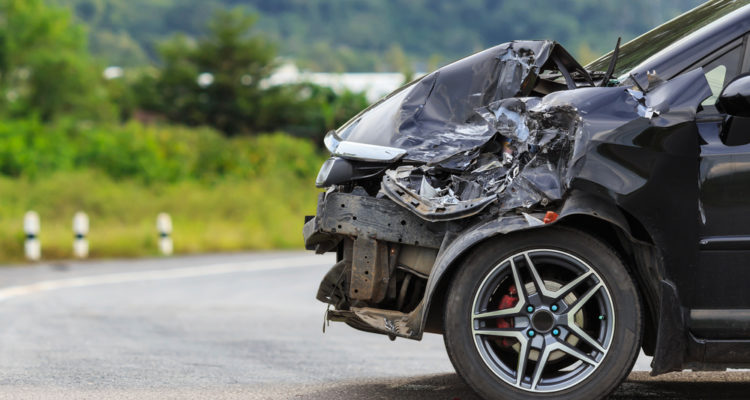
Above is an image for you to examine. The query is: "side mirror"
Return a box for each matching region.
[717,74,750,117]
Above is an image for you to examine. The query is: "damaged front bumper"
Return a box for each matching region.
[304,190,446,253]
[304,190,450,339]
[304,188,561,340]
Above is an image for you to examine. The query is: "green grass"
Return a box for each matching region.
[0,119,329,263]
[0,167,322,263]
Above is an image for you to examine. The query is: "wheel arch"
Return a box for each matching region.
[422,191,662,356]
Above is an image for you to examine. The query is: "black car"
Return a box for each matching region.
[303,1,750,398]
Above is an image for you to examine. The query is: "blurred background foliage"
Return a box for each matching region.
[0,0,704,261]
[50,0,703,71]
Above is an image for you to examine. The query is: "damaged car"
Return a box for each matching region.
[303,0,750,398]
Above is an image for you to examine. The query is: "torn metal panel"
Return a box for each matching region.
[335,41,590,168]
[349,237,390,302]
[380,68,711,221]
[350,307,416,338]
[381,166,496,222]
[316,260,348,309]
[325,307,420,339]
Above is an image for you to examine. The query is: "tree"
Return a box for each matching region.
[0,0,115,121]
[139,8,370,142]
[147,8,277,135]
[255,83,369,143]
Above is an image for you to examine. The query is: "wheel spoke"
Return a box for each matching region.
[524,252,594,304]
[565,282,607,353]
[473,308,522,320]
[568,323,605,353]
[567,282,603,315]
[555,340,599,366]
[474,258,527,319]
[524,252,553,298]
[510,258,529,304]
[553,270,593,302]
[473,328,526,338]
[530,344,552,390]
[516,337,531,386]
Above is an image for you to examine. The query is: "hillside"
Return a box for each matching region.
[53,0,704,71]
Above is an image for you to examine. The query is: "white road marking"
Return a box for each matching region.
[0,256,331,302]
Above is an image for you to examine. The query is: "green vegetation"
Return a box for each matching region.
[0,126,325,262]
[0,119,323,183]
[0,169,321,262]
[53,0,704,71]
[0,0,116,121]
[0,0,348,262]
[0,0,711,262]
[131,8,368,140]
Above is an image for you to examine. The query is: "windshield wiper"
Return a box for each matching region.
[599,37,621,87]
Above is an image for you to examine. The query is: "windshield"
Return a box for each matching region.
[586,0,748,77]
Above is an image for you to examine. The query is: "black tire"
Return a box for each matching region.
[443,227,642,400]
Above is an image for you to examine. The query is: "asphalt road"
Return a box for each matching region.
[0,251,747,399]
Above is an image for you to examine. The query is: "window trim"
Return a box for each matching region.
[688,37,746,115]
[683,37,745,79]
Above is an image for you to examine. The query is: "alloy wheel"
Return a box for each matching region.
[470,249,615,393]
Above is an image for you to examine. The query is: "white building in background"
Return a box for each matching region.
[264,63,419,103]
[103,62,418,103]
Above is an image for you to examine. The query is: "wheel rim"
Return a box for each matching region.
[471,249,615,393]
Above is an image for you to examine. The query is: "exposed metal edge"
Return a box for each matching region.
[381,173,496,222]
[333,305,424,340]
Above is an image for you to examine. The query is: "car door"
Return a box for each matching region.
[694,34,750,336]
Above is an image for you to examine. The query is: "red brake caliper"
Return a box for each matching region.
[496,284,519,347]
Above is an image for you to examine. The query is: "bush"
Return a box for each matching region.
[0,119,328,262]
[0,118,325,183]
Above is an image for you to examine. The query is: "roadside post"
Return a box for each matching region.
[24,211,41,261]
[157,213,173,255]
[73,211,89,258]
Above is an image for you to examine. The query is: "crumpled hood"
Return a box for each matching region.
[332,40,713,222]
[337,40,585,169]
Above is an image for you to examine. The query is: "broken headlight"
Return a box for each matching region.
[315,156,393,188]
[316,157,354,188]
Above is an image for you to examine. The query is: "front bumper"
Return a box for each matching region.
[303,191,446,254]
[303,190,449,340]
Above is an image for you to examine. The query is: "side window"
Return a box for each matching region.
[701,45,743,106]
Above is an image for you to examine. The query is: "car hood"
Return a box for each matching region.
[330,40,713,222]
[335,40,593,168]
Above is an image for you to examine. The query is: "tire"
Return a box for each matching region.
[443,227,642,400]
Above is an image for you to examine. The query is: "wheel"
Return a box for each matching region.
[443,227,642,400]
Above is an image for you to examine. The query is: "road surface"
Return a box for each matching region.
[0,251,746,399]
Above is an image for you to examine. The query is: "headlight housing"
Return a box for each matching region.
[315,157,353,188]
[323,130,406,163]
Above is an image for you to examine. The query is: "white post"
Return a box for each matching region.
[24,211,41,261]
[73,211,89,258]
[156,213,173,256]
